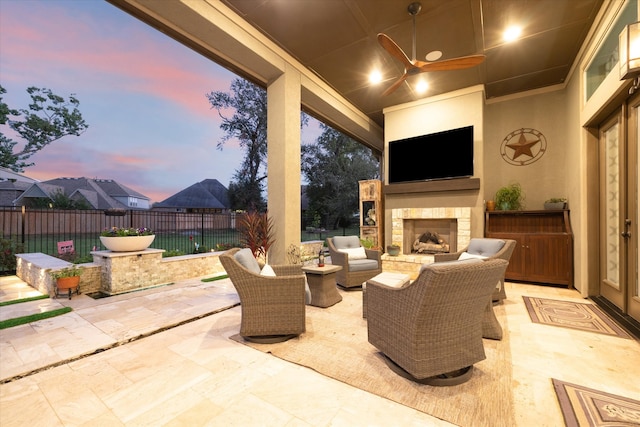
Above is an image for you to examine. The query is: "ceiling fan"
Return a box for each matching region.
[378,2,485,96]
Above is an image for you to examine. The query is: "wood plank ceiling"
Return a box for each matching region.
[221,0,604,127]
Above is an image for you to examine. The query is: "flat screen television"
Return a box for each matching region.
[388,125,474,184]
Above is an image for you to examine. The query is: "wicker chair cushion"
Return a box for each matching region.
[367,272,411,288]
[466,238,505,257]
[332,235,362,249]
[234,248,261,274]
[349,259,379,271]
[260,264,276,276]
[459,252,487,260]
[340,247,367,260]
[419,258,481,274]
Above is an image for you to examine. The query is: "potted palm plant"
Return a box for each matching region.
[50,265,83,299]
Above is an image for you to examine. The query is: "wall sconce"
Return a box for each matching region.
[619,22,640,93]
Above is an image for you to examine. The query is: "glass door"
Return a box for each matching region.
[599,95,640,323]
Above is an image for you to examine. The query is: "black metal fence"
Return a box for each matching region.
[0,207,242,265]
[0,208,359,274]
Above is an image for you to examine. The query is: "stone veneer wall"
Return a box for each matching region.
[16,253,101,296]
[17,241,324,296]
[92,249,227,295]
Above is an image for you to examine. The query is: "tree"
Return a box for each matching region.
[302,124,379,230]
[207,79,268,211]
[0,85,88,172]
[206,78,308,211]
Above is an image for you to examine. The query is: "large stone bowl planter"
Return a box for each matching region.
[100,235,155,252]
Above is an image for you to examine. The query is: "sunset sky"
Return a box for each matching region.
[0,0,320,204]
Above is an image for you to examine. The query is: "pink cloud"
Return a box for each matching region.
[1,2,235,119]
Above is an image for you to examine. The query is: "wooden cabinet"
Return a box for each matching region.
[359,180,382,248]
[485,210,574,287]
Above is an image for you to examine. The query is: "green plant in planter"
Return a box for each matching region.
[50,265,83,299]
[545,197,567,203]
[495,182,525,210]
[360,237,377,249]
[50,265,83,279]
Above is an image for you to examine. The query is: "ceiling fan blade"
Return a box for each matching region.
[382,73,408,96]
[377,33,414,69]
[416,54,486,72]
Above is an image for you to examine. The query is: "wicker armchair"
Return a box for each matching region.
[434,238,516,301]
[327,236,382,289]
[219,248,306,343]
[367,259,509,385]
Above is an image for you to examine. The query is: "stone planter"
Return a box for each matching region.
[544,202,566,210]
[100,235,155,252]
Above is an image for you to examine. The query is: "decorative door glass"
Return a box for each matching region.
[604,123,620,289]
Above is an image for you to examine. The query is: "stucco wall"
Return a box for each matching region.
[484,90,570,209]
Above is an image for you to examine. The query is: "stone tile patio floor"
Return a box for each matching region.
[1,273,639,426]
[0,274,241,382]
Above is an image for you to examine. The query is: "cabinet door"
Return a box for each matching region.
[487,233,527,281]
[526,234,572,285]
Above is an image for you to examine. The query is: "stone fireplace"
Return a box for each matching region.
[383,207,471,278]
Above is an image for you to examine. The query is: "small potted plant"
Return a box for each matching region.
[50,265,83,299]
[544,198,567,210]
[495,182,525,211]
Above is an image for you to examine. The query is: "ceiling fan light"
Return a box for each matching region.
[369,70,383,84]
[503,26,522,43]
[415,79,428,93]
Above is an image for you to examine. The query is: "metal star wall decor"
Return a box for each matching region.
[500,128,547,166]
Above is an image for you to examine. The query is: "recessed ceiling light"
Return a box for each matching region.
[369,70,382,84]
[425,50,442,61]
[503,25,522,43]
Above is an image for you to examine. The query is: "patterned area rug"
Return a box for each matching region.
[552,379,640,426]
[523,296,631,338]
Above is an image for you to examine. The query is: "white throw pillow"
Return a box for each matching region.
[260,264,276,276]
[459,252,488,260]
[339,247,367,260]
